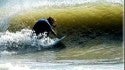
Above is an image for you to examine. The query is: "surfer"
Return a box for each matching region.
[32,17,57,37]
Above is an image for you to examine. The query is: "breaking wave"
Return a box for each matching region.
[0,0,123,60]
[0,29,62,54]
[0,0,123,31]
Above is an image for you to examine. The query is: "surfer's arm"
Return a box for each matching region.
[51,29,57,37]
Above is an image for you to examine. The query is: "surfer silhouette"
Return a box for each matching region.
[32,17,57,37]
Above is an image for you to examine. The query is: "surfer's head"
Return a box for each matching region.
[47,17,56,27]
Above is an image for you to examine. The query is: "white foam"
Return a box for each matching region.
[0,63,30,70]
[0,62,124,70]
[0,50,17,56]
[0,29,59,52]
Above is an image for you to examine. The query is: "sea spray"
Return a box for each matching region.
[0,0,123,63]
[0,29,59,53]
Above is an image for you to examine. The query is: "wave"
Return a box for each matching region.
[0,29,65,54]
[0,1,123,59]
[0,60,124,70]
[0,0,123,9]
[0,0,123,31]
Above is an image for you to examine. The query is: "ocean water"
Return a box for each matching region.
[0,29,123,70]
[0,0,124,70]
[0,61,124,70]
[0,0,123,31]
[0,29,66,54]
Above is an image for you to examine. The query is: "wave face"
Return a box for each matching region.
[0,0,123,61]
[0,29,61,54]
[0,0,123,31]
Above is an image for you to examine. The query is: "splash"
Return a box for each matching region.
[0,29,59,53]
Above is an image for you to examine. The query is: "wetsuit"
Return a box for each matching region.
[32,19,56,36]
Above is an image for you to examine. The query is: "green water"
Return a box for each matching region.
[0,3,123,60]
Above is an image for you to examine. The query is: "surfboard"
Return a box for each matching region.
[39,36,66,49]
[46,36,66,49]
[53,36,66,45]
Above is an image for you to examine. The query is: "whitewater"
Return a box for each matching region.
[0,29,62,54]
[0,0,124,70]
[0,26,123,70]
[0,61,123,70]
